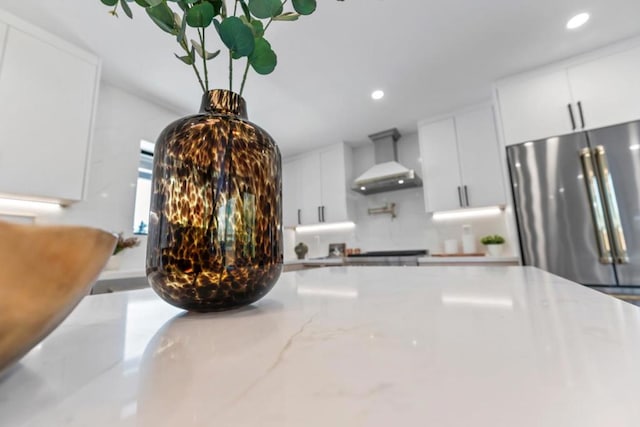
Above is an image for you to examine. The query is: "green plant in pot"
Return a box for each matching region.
[480,235,505,257]
[98,0,317,312]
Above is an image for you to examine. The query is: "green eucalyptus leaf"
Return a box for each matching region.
[191,39,205,58]
[101,0,118,6]
[119,0,133,18]
[186,2,215,27]
[174,52,195,65]
[292,0,316,15]
[272,12,300,21]
[134,0,150,7]
[250,19,264,38]
[215,16,255,58]
[207,0,223,15]
[248,0,283,19]
[144,0,163,6]
[240,16,264,38]
[147,2,179,34]
[176,12,187,43]
[206,49,221,60]
[249,38,277,75]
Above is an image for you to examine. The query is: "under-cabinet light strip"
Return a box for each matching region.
[432,206,502,221]
[295,221,356,233]
[0,197,62,214]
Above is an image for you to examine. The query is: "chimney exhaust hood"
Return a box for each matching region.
[352,128,422,195]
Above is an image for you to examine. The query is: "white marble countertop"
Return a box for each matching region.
[418,255,520,263]
[3,266,640,427]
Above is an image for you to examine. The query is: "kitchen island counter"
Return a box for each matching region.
[2,266,640,426]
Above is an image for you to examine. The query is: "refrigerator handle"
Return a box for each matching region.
[593,146,629,264]
[567,104,577,131]
[464,185,470,207]
[457,186,463,207]
[579,148,614,264]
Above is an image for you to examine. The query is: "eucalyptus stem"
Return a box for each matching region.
[229,51,233,92]
[180,40,206,93]
[198,28,209,91]
[239,59,250,97]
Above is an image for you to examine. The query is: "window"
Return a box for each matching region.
[133,140,154,234]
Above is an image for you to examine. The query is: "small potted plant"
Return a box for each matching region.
[480,235,505,257]
[105,233,141,270]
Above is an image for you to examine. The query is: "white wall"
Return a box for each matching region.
[7,82,181,270]
[291,132,515,259]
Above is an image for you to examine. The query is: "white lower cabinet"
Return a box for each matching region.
[282,143,352,226]
[418,105,505,212]
[0,11,100,203]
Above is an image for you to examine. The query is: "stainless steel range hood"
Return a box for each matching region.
[352,128,422,195]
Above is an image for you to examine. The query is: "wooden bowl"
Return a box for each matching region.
[0,221,116,375]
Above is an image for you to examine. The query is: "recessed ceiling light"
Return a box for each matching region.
[567,12,590,30]
[398,179,404,184]
[371,90,384,100]
[360,186,366,191]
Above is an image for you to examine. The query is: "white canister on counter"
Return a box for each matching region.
[444,239,458,254]
[462,224,476,254]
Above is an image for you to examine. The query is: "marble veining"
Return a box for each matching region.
[2,266,640,427]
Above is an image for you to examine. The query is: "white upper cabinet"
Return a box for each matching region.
[282,158,299,227]
[297,153,322,225]
[456,107,505,208]
[496,41,640,146]
[319,146,349,223]
[497,70,574,145]
[419,118,463,212]
[568,45,640,131]
[282,143,352,226]
[0,12,100,203]
[419,105,505,212]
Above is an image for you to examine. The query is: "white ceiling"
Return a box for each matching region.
[1,0,640,156]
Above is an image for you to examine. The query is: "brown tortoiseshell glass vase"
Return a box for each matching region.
[146,90,283,312]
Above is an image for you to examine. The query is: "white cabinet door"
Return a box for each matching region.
[319,145,348,223]
[419,118,463,212]
[297,154,322,224]
[456,106,506,208]
[497,70,575,145]
[568,45,640,131]
[282,160,299,227]
[0,26,98,202]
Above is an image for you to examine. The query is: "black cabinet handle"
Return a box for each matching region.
[321,206,325,222]
[457,186,463,207]
[464,185,470,207]
[318,206,322,223]
[568,104,577,130]
[577,101,586,129]
[297,209,301,225]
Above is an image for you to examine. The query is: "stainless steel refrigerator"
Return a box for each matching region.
[507,120,640,287]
